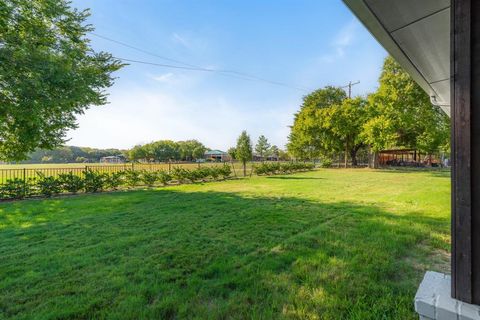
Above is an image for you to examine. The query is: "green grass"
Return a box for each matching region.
[0,169,450,319]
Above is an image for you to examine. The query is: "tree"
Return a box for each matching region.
[255,135,271,160]
[150,140,179,162]
[278,149,291,161]
[326,98,368,166]
[287,87,368,166]
[227,147,237,160]
[0,0,123,161]
[235,131,253,176]
[365,56,450,167]
[128,145,148,162]
[287,86,347,160]
[177,140,207,161]
[269,145,280,160]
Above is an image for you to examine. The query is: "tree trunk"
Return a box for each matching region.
[344,142,348,168]
[368,148,379,169]
[350,149,358,167]
[243,161,246,177]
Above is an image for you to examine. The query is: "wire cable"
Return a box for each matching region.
[90,32,312,92]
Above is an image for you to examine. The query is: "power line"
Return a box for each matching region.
[90,32,312,92]
[341,80,360,98]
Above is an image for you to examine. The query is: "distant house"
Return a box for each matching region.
[204,150,231,162]
[100,155,125,164]
[253,154,279,162]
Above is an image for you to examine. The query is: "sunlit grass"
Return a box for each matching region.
[0,169,450,319]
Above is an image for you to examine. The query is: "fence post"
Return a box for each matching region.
[23,168,26,197]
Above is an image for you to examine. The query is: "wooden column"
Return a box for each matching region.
[452,0,480,304]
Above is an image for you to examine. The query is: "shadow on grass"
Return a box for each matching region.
[376,167,451,178]
[265,176,324,180]
[0,189,450,319]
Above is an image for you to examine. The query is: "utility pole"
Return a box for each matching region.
[342,80,360,99]
[339,81,360,168]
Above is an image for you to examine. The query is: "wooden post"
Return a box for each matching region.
[452,0,480,304]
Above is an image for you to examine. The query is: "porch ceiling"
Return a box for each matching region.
[342,0,451,115]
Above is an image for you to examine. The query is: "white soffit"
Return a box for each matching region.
[342,0,451,115]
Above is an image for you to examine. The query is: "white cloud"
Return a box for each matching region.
[67,86,297,151]
[319,19,358,63]
[151,72,174,83]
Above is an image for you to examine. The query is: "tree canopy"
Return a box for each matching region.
[128,140,207,162]
[255,135,271,159]
[235,131,253,176]
[0,0,123,161]
[287,57,450,165]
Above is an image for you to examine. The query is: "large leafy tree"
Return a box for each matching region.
[177,140,207,161]
[287,86,347,160]
[364,56,450,166]
[255,135,271,160]
[235,130,253,176]
[287,87,347,159]
[326,97,368,166]
[0,0,123,161]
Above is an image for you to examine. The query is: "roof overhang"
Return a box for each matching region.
[342,0,451,115]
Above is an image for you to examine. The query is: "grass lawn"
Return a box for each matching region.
[0,169,450,319]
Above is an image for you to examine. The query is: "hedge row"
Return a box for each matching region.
[0,164,232,200]
[254,162,315,175]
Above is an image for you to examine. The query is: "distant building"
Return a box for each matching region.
[253,154,279,162]
[100,155,125,164]
[204,150,231,162]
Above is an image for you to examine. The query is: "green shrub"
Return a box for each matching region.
[36,172,62,197]
[208,167,220,180]
[321,159,332,168]
[255,162,280,175]
[141,170,158,187]
[83,169,107,193]
[171,167,190,183]
[0,178,29,199]
[157,170,171,185]
[219,164,232,179]
[124,169,141,187]
[58,172,84,194]
[255,162,315,176]
[105,171,124,190]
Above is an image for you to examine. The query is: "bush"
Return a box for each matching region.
[58,172,84,194]
[321,159,332,168]
[83,169,107,193]
[254,162,280,175]
[0,178,29,199]
[219,164,232,179]
[36,172,62,197]
[105,171,124,190]
[141,170,158,187]
[157,170,171,185]
[171,167,190,183]
[208,167,220,180]
[124,169,141,187]
[255,162,315,176]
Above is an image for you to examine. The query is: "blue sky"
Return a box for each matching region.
[68,0,386,151]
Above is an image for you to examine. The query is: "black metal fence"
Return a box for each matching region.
[0,161,262,185]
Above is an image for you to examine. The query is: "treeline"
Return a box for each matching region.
[128,140,207,162]
[16,140,211,164]
[19,146,126,164]
[287,56,450,167]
